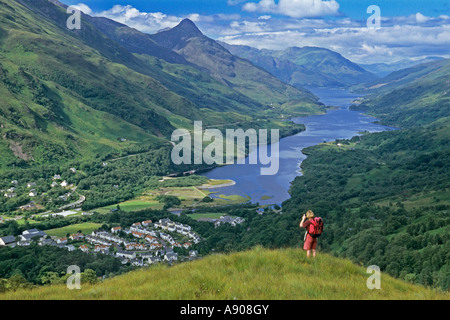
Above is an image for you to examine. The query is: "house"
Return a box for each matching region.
[51,181,59,188]
[131,259,144,267]
[116,250,136,260]
[60,180,69,187]
[126,243,146,251]
[11,180,18,185]
[19,203,36,210]
[131,231,146,239]
[0,235,16,246]
[183,242,192,249]
[70,168,77,173]
[189,250,198,258]
[145,235,158,243]
[111,226,122,234]
[231,217,245,226]
[39,239,56,246]
[28,190,38,197]
[27,182,36,188]
[52,174,61,180]
[20,229,47,242]
[140,252,153,259]
[149,243,163,250]
[70,233,84,241]
[164,252,178,262]
[79,245,89,252]
[4,192,17,198]
[94,245,110,253]
[148,256,161,264]
[141,220,152,227]
[64,245,75,252]
[57,237,68,245]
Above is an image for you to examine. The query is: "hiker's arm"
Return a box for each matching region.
[299,214,306,228]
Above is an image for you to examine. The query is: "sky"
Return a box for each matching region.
[62,0,450,64]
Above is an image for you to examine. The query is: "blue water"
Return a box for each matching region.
[200,88,396,206]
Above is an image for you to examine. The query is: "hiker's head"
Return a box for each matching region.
[306,210,315,219]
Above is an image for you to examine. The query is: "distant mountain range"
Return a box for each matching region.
[218,42,377,88]
[359,57,445,78]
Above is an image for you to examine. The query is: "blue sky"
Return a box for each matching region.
[62,0,450,63]
[63,0,450,18]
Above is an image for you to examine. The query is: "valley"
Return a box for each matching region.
[0,0,448,301]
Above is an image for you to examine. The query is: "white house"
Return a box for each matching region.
[111,226,122,234]
[61,180,69,187]
[164,252,178,262]
[116,250,136,260]
[0,235,15,246]
[28,190,38,197]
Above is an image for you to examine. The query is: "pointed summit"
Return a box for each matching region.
[150,19,204,50]
[176,19,203,36]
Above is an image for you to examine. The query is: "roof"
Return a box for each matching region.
[21,231,47,240]
[1,235,15,244]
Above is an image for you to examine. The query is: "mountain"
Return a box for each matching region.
[0,0,323,170]
[351,58,450,127]
[1,247,447,300]
[219,43,377,88]
[359,57,445,78]
[150,20,320,110]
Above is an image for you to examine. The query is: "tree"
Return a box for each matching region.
[81,269,98,285]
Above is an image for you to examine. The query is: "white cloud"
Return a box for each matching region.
[69,3,92,15]
[242,0,340,18]
[415,12,430,23]
[97,5,182,33]
[218,21,450,64]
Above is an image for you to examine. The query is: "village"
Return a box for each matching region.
[0,217,202,267]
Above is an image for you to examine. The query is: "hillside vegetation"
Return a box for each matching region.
[1,247,448,300]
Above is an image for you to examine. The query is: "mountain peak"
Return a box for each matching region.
[150,18,204,50]
[173,18,203,36]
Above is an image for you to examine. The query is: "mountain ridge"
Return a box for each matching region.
[219,42,377,88]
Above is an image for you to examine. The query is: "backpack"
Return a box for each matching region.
[308,217,324,238]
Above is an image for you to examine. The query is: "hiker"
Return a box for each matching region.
[299,210,323,258]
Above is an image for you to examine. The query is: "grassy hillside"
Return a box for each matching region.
[1,246,447,300]
[351,59,450,128]
[0,0,324,171]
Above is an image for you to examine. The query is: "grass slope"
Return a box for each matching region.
[1,247,447,300]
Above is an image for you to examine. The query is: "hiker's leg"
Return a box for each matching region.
[306,250,311,258]
[312,249,316,258]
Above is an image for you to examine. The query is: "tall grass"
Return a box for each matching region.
[1,247,448,300]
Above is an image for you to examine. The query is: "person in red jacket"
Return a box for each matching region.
[299,210,318,258]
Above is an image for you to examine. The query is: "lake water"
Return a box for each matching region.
[200,88,396,206]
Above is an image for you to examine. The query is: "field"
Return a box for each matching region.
[45,223,102,237]
[97,200,162,214]
[187,213,227,220]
